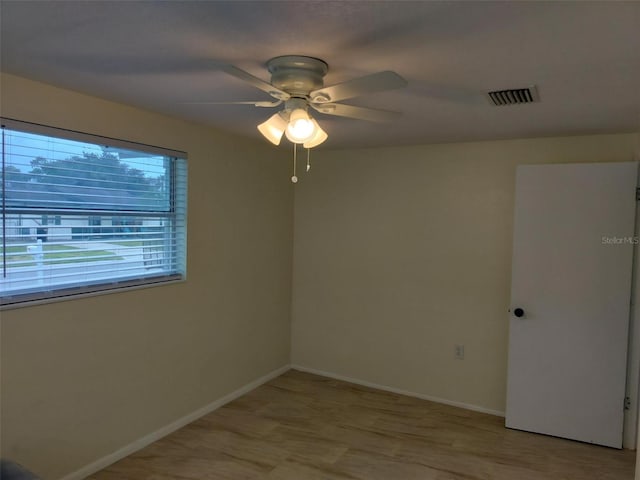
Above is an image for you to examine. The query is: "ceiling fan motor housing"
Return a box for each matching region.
[267,55,328,96]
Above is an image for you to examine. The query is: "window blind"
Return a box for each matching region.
[1,119,187,307]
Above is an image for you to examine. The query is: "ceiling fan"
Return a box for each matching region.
[192,55,408,149]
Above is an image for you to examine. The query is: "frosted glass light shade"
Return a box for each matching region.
[285,108,316,144]
[257,113,288,145]
[303,119,328,148]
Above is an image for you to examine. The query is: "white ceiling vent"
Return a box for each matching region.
[487,86,539,106]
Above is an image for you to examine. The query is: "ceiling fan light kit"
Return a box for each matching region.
[302,118,328,149]
[215,55,407,182]
[285,109,315,143]
[257,112,288,145]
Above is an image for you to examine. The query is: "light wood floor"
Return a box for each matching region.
[90,369,635,480]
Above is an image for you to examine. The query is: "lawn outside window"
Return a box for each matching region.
[0,118,187,308]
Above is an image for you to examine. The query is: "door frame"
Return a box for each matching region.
[624,164,640,449]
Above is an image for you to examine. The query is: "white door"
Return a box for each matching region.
[506,161,637,448]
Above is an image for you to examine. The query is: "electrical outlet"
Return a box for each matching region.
[454,344,465,360]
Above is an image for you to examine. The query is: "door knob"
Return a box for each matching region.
[513,308,524,318]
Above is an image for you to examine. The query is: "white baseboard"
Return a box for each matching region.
[291,364,505,418]
[60,364,291,480]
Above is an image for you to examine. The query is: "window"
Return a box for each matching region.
[1,119,187,307]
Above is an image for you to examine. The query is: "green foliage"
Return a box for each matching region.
[29,152,154,192]
[2,165,30,183]
[19,151,169,210]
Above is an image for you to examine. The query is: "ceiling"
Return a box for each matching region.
[1,1,639,149]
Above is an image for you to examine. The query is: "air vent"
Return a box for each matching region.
[487,86,539,106]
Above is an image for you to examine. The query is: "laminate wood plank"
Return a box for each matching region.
[89,370,635,480]
[266,459,359,480]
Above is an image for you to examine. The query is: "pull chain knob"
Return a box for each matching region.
[291,143,297,183]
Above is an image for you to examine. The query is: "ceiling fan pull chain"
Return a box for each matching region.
[306,148,311,172]
[291,143,298,183]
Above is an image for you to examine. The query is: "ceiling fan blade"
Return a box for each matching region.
[220,65,290,101]
[310,103,402,122]
[309,71,407,104]
[181,100,283,107]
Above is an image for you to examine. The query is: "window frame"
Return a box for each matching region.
[0,117,188,309]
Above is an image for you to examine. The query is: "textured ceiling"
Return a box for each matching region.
[1,1,639,149]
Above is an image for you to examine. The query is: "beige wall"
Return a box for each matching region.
[292,133,639,414]
[0,73,294,479]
